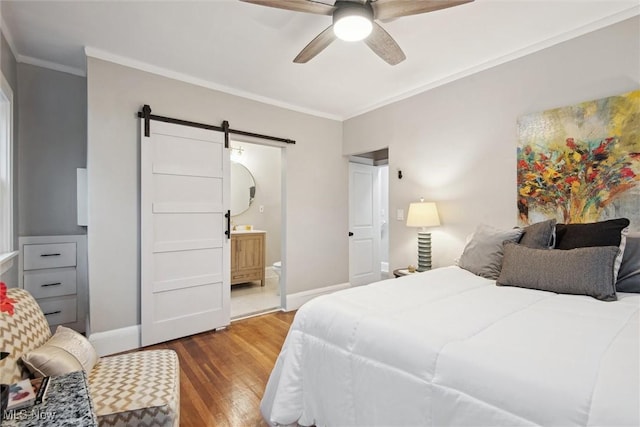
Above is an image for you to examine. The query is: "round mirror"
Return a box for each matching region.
[230,161,256,216]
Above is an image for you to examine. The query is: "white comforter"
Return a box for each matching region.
[261,266,640,426]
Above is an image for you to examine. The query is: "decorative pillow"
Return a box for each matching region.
[555,218,630,249]
[22,326,99,378]
[519,219,556,249]
[555,218,629,282]
[497,243,618,301]
[617,232,640,293]
[458,224,524,280]
[21,345,83,378]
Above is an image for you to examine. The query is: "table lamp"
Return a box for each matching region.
[406,199,440,271]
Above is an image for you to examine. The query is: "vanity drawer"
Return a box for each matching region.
[37,296,77,327]
[23,243,77,270]
[231,268,263,283]
[24,268,77,299]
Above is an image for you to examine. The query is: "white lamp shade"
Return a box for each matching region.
[406,202,440,228]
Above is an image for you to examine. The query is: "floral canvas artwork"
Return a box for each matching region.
[517,90,639,230]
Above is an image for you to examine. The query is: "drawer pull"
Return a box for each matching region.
[40,253,61,257]
[44,310,62,316]
[41,282,62,287]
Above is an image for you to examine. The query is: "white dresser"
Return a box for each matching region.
[18,235,88,333]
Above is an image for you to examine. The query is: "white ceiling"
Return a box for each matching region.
[1,0,638,120]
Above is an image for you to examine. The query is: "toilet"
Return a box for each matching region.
[272,261,282,278]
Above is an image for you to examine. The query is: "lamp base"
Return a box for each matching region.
[416,231,432,272]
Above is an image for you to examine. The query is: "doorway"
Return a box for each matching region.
[229,140,284,319]
[348,148,389,286]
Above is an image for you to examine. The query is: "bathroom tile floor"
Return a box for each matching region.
[231,268,281,319]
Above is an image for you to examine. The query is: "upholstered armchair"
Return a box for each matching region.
[1,288,180,426]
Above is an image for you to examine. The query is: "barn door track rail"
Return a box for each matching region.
[138,104,296,147]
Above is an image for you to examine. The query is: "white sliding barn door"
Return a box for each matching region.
[141,120,230,347]
[349,162,381,287]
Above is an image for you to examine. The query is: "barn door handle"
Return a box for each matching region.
[225,210,231,239]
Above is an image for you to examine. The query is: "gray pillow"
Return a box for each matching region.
[519,219,556,249]
[497,243,618,301]
[458,224,524,280]
[617,232,640,293]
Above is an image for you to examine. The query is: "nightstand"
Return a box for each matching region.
[393,268,417,278]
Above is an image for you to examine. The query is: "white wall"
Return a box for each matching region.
[87,57,346,334]
[344,17,640,272]
[231,141,282,266]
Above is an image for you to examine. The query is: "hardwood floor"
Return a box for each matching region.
[144,310,296,427]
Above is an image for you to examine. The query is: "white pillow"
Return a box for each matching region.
[22,326,99,378]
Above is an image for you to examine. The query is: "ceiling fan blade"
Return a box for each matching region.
[293,25,336,63]
[371,0,474,21]
[239,0,335,15]
[364,22,406,65]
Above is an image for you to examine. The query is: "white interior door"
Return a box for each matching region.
[141,120,230,346]
[349,162,380,287]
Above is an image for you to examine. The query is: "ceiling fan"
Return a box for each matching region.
[240,0,474,65]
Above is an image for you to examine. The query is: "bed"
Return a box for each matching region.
[260,221,640,426]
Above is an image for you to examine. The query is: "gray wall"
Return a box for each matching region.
[0,30,18,287]
[18,63,87,237]
[344,16,640,271]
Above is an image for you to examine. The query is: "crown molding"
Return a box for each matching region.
[2,15,85,77]
[84,46,343,122]
[17,54,86,77]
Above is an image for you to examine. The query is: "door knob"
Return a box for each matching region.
[348,232,354,237]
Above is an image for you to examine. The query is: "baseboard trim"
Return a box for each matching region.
[89,325,141,357]
[90,283,350,353]
[285,282,350,311]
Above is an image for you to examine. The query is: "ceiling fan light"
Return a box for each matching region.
[333,3,373,42]
[334,15,372,41]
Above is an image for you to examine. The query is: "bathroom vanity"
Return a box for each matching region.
[231,230,266,286]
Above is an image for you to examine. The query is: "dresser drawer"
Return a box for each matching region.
[37,296,77,327]
[23,243,77,270]
[24,267,77,299]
